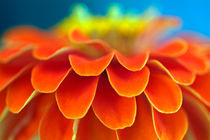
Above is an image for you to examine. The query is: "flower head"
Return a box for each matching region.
[0,4,209,140]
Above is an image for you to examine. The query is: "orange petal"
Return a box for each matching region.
[183,93,210,140]
[39,103,74,140]
[0,90,7,121]
[13,94,54,140]
[205,47,210,60]
[152,108,188,140]
[148,57,195,85]
[1,107,30,139]
[33,46,71,60]
[1,94,53,140]
[76,109,118,140]
[70,29,110,53]
[115,51,149,71]
[2,26,70,60]
[2,26,46,43]
[155,38,188,57]
[177,47,208,74]
[31,52,71,93]
[144,67,182,113]
[92,73,136,130]
[70,28,89,42]
[6,71,36,113]
[0,52,33,91]
[69,52,114,76]
[188,70,210,106]
[0,43,33,63]
[56,71,99,119]
[106,62,149,97]
[117,95,157,140]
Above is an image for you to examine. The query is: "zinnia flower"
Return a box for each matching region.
[0,4,209,140]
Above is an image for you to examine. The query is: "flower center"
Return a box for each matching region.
[55,4,180,55]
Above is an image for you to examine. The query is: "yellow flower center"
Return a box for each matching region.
[55,4,180,55]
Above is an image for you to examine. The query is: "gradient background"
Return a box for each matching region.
[0,0,210,36]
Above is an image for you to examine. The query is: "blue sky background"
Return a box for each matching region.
[0,0,210,36]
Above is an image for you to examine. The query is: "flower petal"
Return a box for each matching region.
[0,64,28,91]
[3,26,70,61]
[106,62,149,97]
[183,93,210,140]
[92,73,136,130]
[56,70,99,119]
[39,103,74,140]
[1,107,30,139]
[70,29,110,53]
[144,66,182,113]
[155,38,188,57]
[0,52,34,91]
[148,58,195,85]
[152,108,188,140]
[70,28,89,42]
[0,90,7,121]
[69,52,114,76]
[6,71,36,113]
[1,94,53,140]
[31,52,71,93]
[186,70,210,106]
[33,46,71,60]
[115,51,149,71]
[2,26,46,43]
[117,95,157,140]
[0,43,33,63]
[76,109,118,140]
[13,94,54,140]
[177,46,208,74]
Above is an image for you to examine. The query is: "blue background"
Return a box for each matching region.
[0,0,210,36]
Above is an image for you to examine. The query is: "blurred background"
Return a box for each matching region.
[0,0,210,36]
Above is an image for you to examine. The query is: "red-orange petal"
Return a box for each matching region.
[70,29,110,53]
[92,73,136,130]
[6,71,36,113]
[56,71,99,119]
[183,93,210,140]
[13,94,54,140]
[106,62,149,97]
[148,58,195,85]
[188,70,210,106]
[33,46,71,60]
[0,62,32,92]
[70,28,89,42]
[69,52,114,76]
[152,108,188,140]
[177,47,208,74]
[0,50,35,92]
[1,106,31,139]
[2,26,46,43]
[1,94,54,140]
[76,109,118,140]
[144,66,182,113]
[155,38,188,57]
[39,103,74,140]
[0,90,7,121]
[115,51,149,71]
[0,43,33,63]
[117,95,157,140]
[31,52,71,93]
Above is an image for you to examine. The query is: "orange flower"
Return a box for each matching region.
[0,5,210,140]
